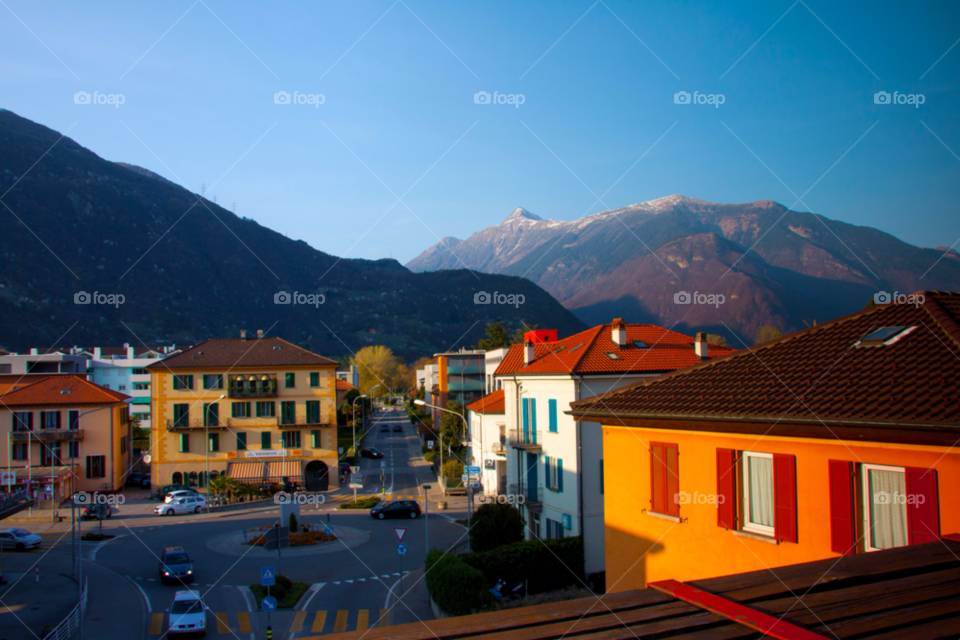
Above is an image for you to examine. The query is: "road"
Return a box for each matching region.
[2,406,468,640]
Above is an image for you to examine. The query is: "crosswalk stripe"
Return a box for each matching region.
[311,610,327,632]
[357,609,369,630]
[215,611,230,633]
[334,609,348,632]
[289,610,306,633]
[379,608,391,627]
[149,613,163,634]
[237,611,252,633]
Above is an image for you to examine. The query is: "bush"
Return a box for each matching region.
[275,575,293,591]
[338,496,381,509]
[462,536,584,595]
[424,549,494,616]
[442,458,464,480]
[468,503,525,552]
[424,451,436,464]
[289,513,298,533]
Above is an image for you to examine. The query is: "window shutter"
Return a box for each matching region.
[557,458,563,492]
[905,467,940,545]
[665,444,679,517]
[716,448,736,529]
[531,399,537,442]
[544,455,551,488]
[650,444,664,514]
[548,399,558,432]
[521,398,529,433]
[828,460,856,555]
[773,454,798,544]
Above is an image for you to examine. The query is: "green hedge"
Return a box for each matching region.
[462,536,584,595]
[424,549,494,615]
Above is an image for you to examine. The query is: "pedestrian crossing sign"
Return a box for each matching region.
[261,566,275,586]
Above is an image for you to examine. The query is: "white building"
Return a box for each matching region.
[494,321,734,577]
[0,349,87,375]
[483,347,509,394]
[86,345,181,431]
[336,365,359,388]
[465,389,506,495]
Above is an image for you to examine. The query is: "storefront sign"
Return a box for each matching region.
[245,450,289,458]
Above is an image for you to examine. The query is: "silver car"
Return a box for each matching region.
[168,590,207,636]
[155,495,206,516]
[0,528,42,550]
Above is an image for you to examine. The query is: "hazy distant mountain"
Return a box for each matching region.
[0,109,586,360]
[408,195,960,343]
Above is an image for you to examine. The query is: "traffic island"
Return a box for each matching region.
[206,524,369,557]
[337,496,380,510]
[249,575,310,608]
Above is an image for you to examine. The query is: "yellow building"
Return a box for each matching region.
[148,336,340,492]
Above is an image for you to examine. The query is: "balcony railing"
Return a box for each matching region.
[166,419,229,431]
[490,441,506,456]
[507,429,541,451]
[10,429,84,442]
[227,375,278,398]
[508,483,543,508]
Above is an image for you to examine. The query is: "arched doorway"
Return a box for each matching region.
[304,461,328,491]
[172,472,183,485]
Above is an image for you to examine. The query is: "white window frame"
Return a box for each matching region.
[741,451,775,537]
[862,463,906,552]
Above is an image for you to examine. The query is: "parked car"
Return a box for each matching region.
[165,490,201,504]
[158,484,189,499]
[155,495,206,516]
[159,547,194,584]
[0,528,42,550]
[380,425,389,432]
[140,473,152,489]
[392,425,402,432]
[360,447,384,459]
[168,590,208,636]
[81,504,112,520]
[338,462,352,475]
[126,472,143,487]
[370,500,420,520]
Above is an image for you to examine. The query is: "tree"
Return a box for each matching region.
[469,502,526,552]
[209,474,236,504]
[439,400,465,451]
[510,322,538,345]
[351,345,400,396]
[755,325,782,344]
[475,321,511,350]
[442,458,464,483]
[705,333,728,347]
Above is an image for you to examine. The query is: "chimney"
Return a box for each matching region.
[240,329,247,341]
[257,329,264,340]
[127,345,134,358]
[30,348,38,355]
[93,347,101,359]
[694,332,708,359]
[611,318,626,348]
[524,341,535,365]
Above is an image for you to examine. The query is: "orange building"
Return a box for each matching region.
[570,291,960,591]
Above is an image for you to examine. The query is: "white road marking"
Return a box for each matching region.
[296,583,326,611]
[129,575,152,612]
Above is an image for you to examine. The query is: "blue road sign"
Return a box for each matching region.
[261,566,275,586]
[261,596,277,611]
[325,525,334,535]
[381,460,386,469]
[466,466,481,474]
[397,543,407,556]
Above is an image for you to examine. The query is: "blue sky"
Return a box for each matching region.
[2,0,958,263]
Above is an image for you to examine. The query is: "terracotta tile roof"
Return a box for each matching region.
[495,322,734,376]
[0,375,130,406]
[465,389,505,414]
[335,379,358,391]
[147,337,337,369]
[570,291,960,428]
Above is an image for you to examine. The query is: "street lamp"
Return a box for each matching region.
[414,398,473,532]
[206,394,226,513]
[351,394,368,460]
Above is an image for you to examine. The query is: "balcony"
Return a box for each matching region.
[447,364,483,375]
[11,429,84,442]
[227,375,278,398]
[490,441,506,456]
[166,419,229,431]
[507,429,541,452]
[508,483,543,510]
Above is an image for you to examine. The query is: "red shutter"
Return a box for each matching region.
[905,467,940,545]
[650,444,664,514]
[665,444,680,517]
[828,460,856,555]
[773,454,798,544]
[716,448,736,529]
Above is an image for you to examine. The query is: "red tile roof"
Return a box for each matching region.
[147,337,337,369]
[465,389,505,414]
[335,379,358,391]
[570,291,960,429]
[0,375,130,406]
[495,323,734,376]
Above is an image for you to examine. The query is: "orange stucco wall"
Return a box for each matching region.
[603,425,960,592]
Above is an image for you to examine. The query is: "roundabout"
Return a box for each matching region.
[206,524,371,557]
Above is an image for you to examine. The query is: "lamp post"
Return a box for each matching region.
[206,394,226,513]
[414,399,471,529]
[350,394,368,504]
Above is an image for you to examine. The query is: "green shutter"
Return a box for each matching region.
[208,433,219,452]
[261,431,271,449]
[310,372,319,387]
[306,401,320,424]
[312,430,320,448]
[236,432,247,450]
[286,373,295,388]
[531,399,537,443]
[548,399,558,432]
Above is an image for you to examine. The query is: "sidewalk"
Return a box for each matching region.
[0,562,80,640]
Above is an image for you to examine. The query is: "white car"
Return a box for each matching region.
[165,490,201,504]
[168,590,207,636]
[155,495,206,516]
[0,528,42,550]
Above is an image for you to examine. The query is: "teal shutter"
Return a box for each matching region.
[521,398,528,436]
[558,458,563,492]
[545,455,551,490]
[548,399,558,432]
[531,399,537,443]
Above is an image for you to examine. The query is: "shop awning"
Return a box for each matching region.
[264,461,301,482]
[227,462,264,483]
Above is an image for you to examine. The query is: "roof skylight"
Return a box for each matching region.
[566,343,584,354]
[633,341,649,349]
[605,352,621,360]
[858,326,915,347]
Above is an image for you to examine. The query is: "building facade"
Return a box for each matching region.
[86,344,182,431]
[428,348,486,425]
[465,389,506,495]
[148,336,340,493]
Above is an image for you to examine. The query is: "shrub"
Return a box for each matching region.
[468,503,526,552]
[338,496,380,509]
[289,513,298,533]
[462,536,584,595]
[275,575,293,591]
[424,549,493,616]
[442,458,464,480]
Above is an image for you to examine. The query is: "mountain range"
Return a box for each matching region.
[407,195,960,344]
[0,109,586,361]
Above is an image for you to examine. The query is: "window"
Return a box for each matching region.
[311,430,321,448]
[650,442,679,517]
[132,368,148,375]
[305,401,320,424]
[545,518,564,539]
[41,411,61,430]
[118,385,126,391]
[172,404,189,428]
[12,411,32,431]
[604,352,621,360]
[545,456,563,492]
[67,441,79,458]
[231,402,251,418]
[285,373,295,388]
[41,443,61,465]
[742,451,775,536]
[282,431,301,448]
[86,455,105,478]
[256,401,276,418]
[208,433,220,452]
[716,449,797,543]
[203,403,219,427]
[133,382,150,391]
[202,374,224,390]
[633,341,649,349]
[173,375,194,390]
[280,401,296,425]
[863,464,906,551]
[310,372,320,388]
[236,432,247,450]
[0,364,10,373]
[179,433,190,452]
[548,399,558,433]
[68,410,79,430]
[12,443,28,461]
[172,472,183,485]
[120,436,127,454]
[261,432,271,449]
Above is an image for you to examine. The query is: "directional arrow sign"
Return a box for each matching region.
[393,527,407,542]
[261,595,277,611]
[261,566,275,586]
[397,543,407,556]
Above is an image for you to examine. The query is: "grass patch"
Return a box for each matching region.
[249,576,310,609]
[81,533,115,541]
[338,496,381,509]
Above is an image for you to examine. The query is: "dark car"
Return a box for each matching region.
[81,504,112,520]
[126,472,143,487]
[338,462,352,475]
[371,500,421,520]
[159,547,194,584]
[380,425,389,432]
[360,447,383,459]
[158,484,189,499]
[392,425,402,432]
[140,473,152,489]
